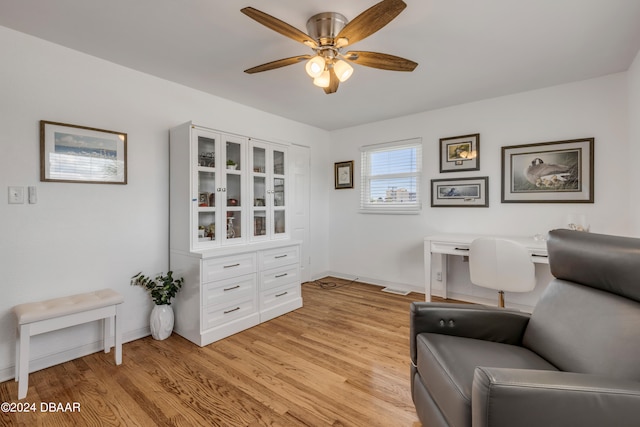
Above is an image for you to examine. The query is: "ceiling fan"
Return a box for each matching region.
[241,0,418,94]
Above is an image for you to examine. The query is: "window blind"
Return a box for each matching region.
[360,138,422,213]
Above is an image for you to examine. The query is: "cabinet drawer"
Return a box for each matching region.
[259,245,299,270]
[202,274,256,307]
[260,282,300,310]
[202,253,257,282]
[430,241,470,257]
[202,297,257,329]
[260,265,299,291]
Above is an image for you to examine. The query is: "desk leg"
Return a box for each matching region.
[424,241,432,302]
[441,254,448,300]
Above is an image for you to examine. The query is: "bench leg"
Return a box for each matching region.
[115,304,122,365]
[15,327,20,382]
[17,324,30,400]
[103,316,111,354]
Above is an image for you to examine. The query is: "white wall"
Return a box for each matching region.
[629,50,640,237]
[0,26,331,381]
[328,73,631,304]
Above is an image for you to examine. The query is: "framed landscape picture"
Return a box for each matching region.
[40,120,127,184]
[431,176,488,207]
[501,138,593,203]
[439,133,479,173]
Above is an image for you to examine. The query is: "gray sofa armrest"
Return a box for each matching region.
[472,367,640,427]
[410,302,530,363]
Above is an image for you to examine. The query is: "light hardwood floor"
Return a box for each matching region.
[1,278,442,427]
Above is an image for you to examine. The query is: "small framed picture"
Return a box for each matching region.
[439,133,480,173]
[431,176,489,207]
[40,120,127,184]
[335,160,354,189]
[501,138,594,203]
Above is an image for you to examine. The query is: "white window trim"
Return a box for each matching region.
[359,138,422,215]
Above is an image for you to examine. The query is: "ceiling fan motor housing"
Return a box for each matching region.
[306,12,348,46]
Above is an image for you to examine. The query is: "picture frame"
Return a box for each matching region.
[501,138,594,203]
[431,176,489,207]
[439,133,480,173]
[334,160,354,189]
[40,120,127,184]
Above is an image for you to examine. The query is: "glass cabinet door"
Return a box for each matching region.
[223,136,245,244]
[272,149,286,236]
[195,133,218,246]
[249,142,287,240]
[251,145,267,239]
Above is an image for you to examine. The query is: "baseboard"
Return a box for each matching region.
[321,271,426,295]
[312,272,534,311]
[0,327,150,383]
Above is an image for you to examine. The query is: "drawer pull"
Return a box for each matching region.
[223,263,240,269]
[223,285,240,291]
[454,247,469,251]
[275,291,288,298]
[224,307,240,314]
[275,254,288,259]
[275,273,288,278]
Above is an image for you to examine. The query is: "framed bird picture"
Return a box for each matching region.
[439,133,480,173]
[501,138,594,203]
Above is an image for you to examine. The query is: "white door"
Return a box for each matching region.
[289,144,311,283]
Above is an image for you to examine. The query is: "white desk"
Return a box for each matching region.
[424,234,548,302]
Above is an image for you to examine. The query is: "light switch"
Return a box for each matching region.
[28,186,37,204]
[8,186,25,204]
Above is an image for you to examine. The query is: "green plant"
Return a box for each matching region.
[226,159,236,166]
[131,271,184,305]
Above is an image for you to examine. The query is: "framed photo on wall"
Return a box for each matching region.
[439,133,480,173]
[431,176,489,207]
[501,138,594,203]
[40,120,127,184]
[335,160,354,189]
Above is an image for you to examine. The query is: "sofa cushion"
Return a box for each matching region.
[416,333,558,427]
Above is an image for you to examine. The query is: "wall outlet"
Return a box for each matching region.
[8,186,25,204]
[436,271,442,281]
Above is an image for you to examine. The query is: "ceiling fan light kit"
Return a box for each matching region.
[305,55,326,78]
[241,0,418,94]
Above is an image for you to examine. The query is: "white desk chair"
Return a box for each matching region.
[469,237,535,307]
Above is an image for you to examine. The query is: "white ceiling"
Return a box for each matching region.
[2,0,640,130]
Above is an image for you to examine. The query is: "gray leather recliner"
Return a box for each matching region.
[410,229,640,427]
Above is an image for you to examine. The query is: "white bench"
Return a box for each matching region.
[13,289,124,399]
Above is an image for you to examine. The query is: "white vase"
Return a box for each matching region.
[150,305,174,340]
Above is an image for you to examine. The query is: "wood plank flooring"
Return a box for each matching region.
[0,278,444,427]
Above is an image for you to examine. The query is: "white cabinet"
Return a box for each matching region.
[259,245,301,322]
[170,122,247,251]
[171,242,302,347]
[249,139,288,241]
[169,122,302,347]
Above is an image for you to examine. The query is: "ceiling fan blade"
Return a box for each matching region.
[244,55,312,74]
[241,7,318,49]
[335,0,406,48]
[343,51,417,71]
[323,68,340,94]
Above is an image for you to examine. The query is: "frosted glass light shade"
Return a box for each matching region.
[305,56,326,78]
[333,60,354,82]
[313,70,331,88]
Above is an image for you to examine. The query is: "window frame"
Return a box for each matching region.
[359,138,422,214]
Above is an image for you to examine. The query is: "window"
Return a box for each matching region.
[360,138,422,214]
